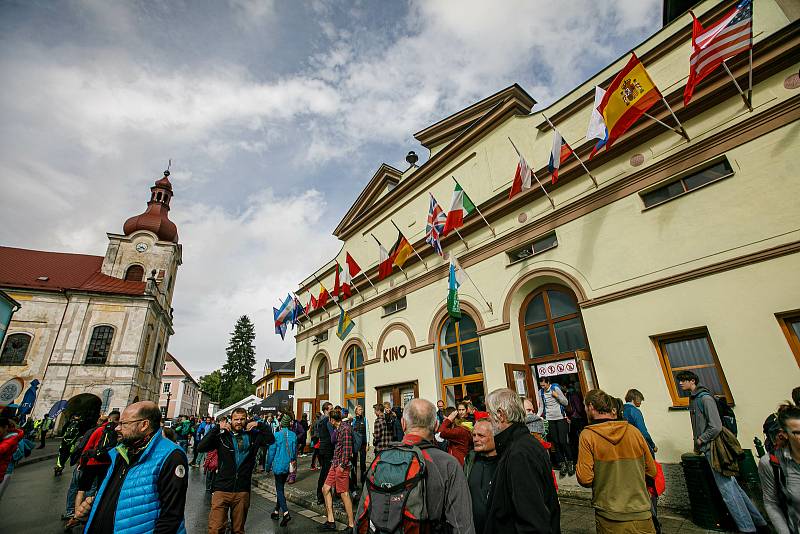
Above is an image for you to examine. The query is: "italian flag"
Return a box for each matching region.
[333,262,352,299]
[443,183,475,236]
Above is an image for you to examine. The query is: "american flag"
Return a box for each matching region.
[426,193,446,256]
[684,0,752,105]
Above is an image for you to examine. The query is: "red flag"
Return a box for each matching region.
[508,153,532,199]
[684,1,752,106]
[310,294,318,310]
[345,253,361,278]
[317,284,330,308]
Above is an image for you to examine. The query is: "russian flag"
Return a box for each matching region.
[548,129,573,184]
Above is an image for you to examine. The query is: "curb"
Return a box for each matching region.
[17,452,59,468]
[252,474,353,525]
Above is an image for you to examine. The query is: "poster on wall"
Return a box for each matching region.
[536,358,577,378]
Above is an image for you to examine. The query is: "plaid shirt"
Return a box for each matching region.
[332,421,353,468]
[372,414,392,452]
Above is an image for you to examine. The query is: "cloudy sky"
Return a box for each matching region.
[0,0,661,378]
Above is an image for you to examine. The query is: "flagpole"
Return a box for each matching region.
[452,227,468,249]
[721,60,752,111]
[659,98,690,141]
[455,258,492,313]
[747,47,753,110]
[292,293,312,321]
[507,137,555,209]
[452,176,495,236]
[541,114,598,188]
[391,219,427,269]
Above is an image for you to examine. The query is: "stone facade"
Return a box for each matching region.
[0,172,182,430]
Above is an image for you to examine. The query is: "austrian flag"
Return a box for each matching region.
[548,130,573,184]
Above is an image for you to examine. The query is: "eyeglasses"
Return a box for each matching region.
[118,418,146,427]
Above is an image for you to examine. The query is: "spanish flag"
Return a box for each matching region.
[598,53,661,151]
[390,232,414,269]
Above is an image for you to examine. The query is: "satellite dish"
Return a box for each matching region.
[101,388,114,413]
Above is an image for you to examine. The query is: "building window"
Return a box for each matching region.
[313,330,328,344]
[383,297,407,316]
[125,264,145,281]
[521,286,587,360]
[0,333,32,365]
[776,311,800,368]
[438,314,485,409]
[85,326,114,365]
[268,383,273,395]
[152,343,162,374]
[163,383,171,393]
[316,358,329,397]
[641,158,733,209]
[507,232,558,263]
[652,328,733,407]
[344,344,365,412]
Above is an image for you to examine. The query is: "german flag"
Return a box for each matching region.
[390,232,414,269]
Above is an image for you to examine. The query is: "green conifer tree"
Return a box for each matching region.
[220,315,257,407]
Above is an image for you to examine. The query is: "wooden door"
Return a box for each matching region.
[505,363,536,410]
[575,350,598,393]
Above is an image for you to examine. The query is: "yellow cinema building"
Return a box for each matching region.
[291,0,800,482]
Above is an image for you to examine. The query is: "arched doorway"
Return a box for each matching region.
[59,393,102,434]
[506,284,597,403]
[437,313,486,409]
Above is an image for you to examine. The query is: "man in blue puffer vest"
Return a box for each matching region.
[76,400,188,534]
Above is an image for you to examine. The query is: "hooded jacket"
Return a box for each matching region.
[484,422,561,533]
[197,422,274,492]
[576,419,656,521]
[688,386,722,453]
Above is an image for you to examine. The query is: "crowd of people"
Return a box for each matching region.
[0,376,798,533]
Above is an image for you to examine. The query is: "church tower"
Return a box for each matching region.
[102,169,182,309]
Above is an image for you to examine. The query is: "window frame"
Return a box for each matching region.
[776,310,800,368]
[343,343,365,412]
[437,314,485,406]
[84,325,115,365]
[651,327,733,407]
[124,264,145,282]
[507,232,558,265]
[640,157,734,210]
[0,332,33,365]
[382,297,407,317]
[163,383,171,393]
[518,284,589,364]
[316,358,329,397]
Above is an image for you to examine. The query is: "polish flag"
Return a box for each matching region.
[509,153,532,199]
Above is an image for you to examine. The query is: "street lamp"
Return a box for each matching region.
[164,390,172,419]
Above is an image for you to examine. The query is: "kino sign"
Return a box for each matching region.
[382,345,408,362]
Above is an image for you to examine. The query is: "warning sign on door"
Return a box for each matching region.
[536,358,577,378]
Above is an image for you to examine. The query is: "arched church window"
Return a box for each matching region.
[0,333,32,364]
[85,326,114,365]
[125,265,145,281]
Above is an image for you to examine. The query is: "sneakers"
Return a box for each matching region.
[317,521,337,531]
[280,512,292,527]
[270,510,280,520]
[567,461,575,477]
[559,463,568,479]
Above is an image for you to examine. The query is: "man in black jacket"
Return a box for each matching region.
[463,418,498,534]
[484,388,560,533]
[315,401,333,504]
[198,407,274,534]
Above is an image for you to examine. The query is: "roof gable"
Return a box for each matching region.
[333,164,402,238]
[413,84,536,150]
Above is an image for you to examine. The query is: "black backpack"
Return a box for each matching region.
[356,442,446,534]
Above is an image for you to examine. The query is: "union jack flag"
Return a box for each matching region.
[426,193,446,257]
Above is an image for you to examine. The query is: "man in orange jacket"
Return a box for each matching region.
[576,389,657,534]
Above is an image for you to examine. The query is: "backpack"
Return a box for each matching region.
[697,392,738,436]
[356,442,446,534]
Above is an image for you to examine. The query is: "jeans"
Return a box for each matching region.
[705,454,766,532]
[548,418,571,464]
[66,467,97,516]
[274,473,288,513]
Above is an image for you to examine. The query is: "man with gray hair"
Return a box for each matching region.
[355,398,475,533]
[484,388,561,533]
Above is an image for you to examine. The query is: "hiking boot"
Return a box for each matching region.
[567,461,575,477]
[280,512,292,527]
[559,463,568,478]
